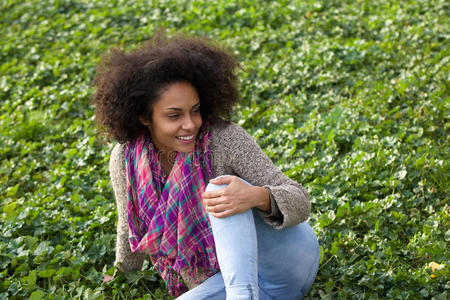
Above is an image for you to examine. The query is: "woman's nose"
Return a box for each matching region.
[182,116,195,130]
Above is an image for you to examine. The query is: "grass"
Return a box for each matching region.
[0,0,448,299]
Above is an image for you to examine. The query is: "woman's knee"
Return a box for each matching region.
[257,224,319,300]
[258,222,319,282]
[205,182,227,192]
[292,223,320,270]
[205,175,232,192]
[205,175,251,193]
[289,223,320,293]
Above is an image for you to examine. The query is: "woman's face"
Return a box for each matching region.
[140,81,203,157]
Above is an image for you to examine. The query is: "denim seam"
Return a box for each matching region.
[247,284,253,300]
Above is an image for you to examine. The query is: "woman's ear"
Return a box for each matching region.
[138,115,151,126]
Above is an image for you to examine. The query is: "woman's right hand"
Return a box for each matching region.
[202,176,270,218]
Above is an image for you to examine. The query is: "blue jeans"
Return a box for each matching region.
[177,176,320,300]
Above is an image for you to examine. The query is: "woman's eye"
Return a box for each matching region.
[168,115,179,119]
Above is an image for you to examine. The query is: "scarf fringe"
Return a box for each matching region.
[153,247,220,297]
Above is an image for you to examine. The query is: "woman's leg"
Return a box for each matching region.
[177,179,259,300]
[177,176,320,300]
[253,209,320,300]
[205,180,259,299]
[232,176,320,299]
[176,272,226,299]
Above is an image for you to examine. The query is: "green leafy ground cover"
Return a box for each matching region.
[0,0,449,299]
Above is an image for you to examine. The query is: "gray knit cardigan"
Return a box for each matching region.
[109,120,311,288]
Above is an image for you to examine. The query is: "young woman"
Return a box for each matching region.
[93,32,320,300]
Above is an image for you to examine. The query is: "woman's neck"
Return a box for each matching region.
[160,152,174,176]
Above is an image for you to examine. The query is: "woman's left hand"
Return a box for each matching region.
[202,176,270,218]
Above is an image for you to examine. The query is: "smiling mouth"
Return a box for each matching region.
[176,135,194,141]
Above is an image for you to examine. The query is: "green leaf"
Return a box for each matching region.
[38,269,56,278]
[30,290,45,300]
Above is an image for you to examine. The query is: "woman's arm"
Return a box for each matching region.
[209,122,311,229]
[110,144,146,272]
[203,175,271,216]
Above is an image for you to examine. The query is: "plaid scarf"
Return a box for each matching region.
[125,124,219,297]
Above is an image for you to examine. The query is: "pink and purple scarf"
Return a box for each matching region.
[125,124,219,297]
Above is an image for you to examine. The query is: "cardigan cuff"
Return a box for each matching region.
[257,187,283,226]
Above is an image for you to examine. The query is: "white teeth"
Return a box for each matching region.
[177,135,194,141]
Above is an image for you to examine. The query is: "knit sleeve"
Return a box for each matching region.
[217,123,311,229]
[110,143,146,272]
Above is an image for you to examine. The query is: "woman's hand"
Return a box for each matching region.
[202,176,271,218]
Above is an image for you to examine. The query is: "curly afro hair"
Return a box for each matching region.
[92,31,240,143]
